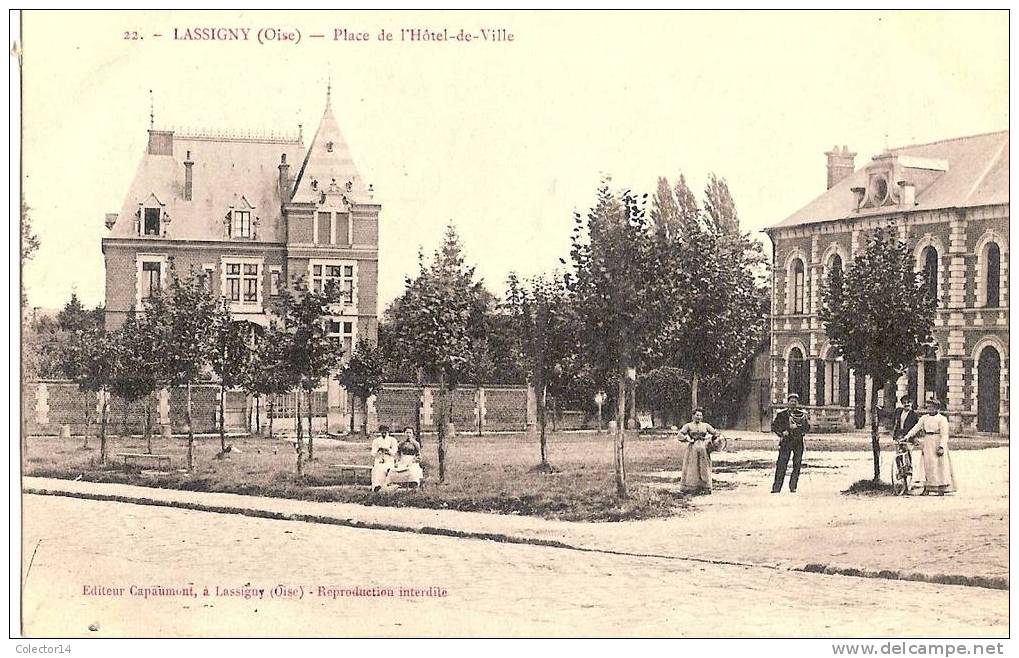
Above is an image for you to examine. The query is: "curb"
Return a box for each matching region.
[23,487,1008,592]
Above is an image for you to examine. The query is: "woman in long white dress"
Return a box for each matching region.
[386,427,424,487]
[677,407,723,494]
[903,398,957,495]
[370,426,398,491]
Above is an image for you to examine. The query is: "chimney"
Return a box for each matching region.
[147,129,174,156]
[183,150,194,201]
[278,153,290,203]
[825,145,856,190]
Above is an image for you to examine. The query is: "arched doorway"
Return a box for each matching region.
[977,346,1001,432]
[787,346,808,402]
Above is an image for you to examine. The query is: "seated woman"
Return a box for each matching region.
[386,427,424,488]
[370,425,398,491]
[903,398,957,495]
[677,407,723,495]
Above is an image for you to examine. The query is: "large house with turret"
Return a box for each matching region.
[764,131,1008,435]
[102,92,379,430]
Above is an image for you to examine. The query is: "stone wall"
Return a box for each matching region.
[23,380,534,436]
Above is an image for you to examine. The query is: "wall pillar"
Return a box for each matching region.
[158,388,170,425]
[476,388,487,434]
[420,387,434,428]
[848,370,856,408]
[864,376,873,427]
[327,378,343,432]
[947,358,966,427]
[35,383,49,426]
[895,372,908,404]
[808,359,817,406]
[366,394,378,433]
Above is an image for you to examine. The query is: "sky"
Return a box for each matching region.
[20,10,1008,313]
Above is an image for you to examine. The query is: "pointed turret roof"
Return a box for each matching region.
[291,90,370,204]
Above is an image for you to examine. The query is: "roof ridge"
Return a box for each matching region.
[890,129,1008,153]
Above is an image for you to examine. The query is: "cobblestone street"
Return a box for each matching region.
[20,495,1007,637]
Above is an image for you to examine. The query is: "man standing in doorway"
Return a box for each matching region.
[771,393,810,493]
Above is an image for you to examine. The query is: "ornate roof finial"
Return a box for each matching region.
[326,75,332,108]
[149,89,154,130]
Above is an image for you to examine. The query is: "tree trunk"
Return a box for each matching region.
[477,386,483,437]
[870,396,881,481]
[83,395,92,449]
[185,383,195,471]
[268,397,274,439]
[255,396,261,435]
[415,368,424,443]
[597,401,603,433]
[691,371,699,412]
[362,396,369,437]
[99,393,109,465]
[614,373,627,497]
[350,390,356,434]
[307,387,314,461]
[145,396,153,454]
[538,382,548,467]
[121,402,128,438]
[219,385,227,453]
[437,372,447,483]
[295,389,304,477]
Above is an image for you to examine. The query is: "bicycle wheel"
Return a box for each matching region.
[891,453,909,496]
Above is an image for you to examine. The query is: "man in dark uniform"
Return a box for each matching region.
[771,393,810,493]
[891,396,919,440]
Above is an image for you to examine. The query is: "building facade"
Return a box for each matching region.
[764,132,1008,435]
[102,93,379,430]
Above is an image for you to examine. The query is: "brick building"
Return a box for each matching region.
[101,91,379,430]
[764,132,1008,435]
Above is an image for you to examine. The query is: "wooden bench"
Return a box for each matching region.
[331,463,373,486]
[115,452,172,470]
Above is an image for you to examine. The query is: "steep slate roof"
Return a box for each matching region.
[111,132,305,242]
[291,97,370,205]
[769,131,1009,230]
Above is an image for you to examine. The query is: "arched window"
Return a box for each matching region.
[792,259,806,314]
[788,347,808,402]
[831,254,843,276]
[921,246,938,304]
[986,243,1001,308]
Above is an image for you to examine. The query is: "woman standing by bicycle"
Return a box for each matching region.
[903,397,957,495]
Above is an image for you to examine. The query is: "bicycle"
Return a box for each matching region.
[890,437,915,496]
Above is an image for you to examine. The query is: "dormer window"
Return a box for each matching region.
[143,207,161,236]
[869,176,888,205]
[231,210,252,238]
[326,141,334,152]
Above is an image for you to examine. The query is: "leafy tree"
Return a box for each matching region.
[567,181,673,497]
[653,173,767,412]
[270,276,344,473]
[62,327,118,463]
[210,308,255,454]
[21,201,39,263]
[820,224,937,481]
[247,322,297,438]
[109,311,160,453]
[388,224,485,482]
[143,267,221,470]
[506,272,574,469]
[336,339,385,437]
[703,172,740,234]
[637,367,690,428]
